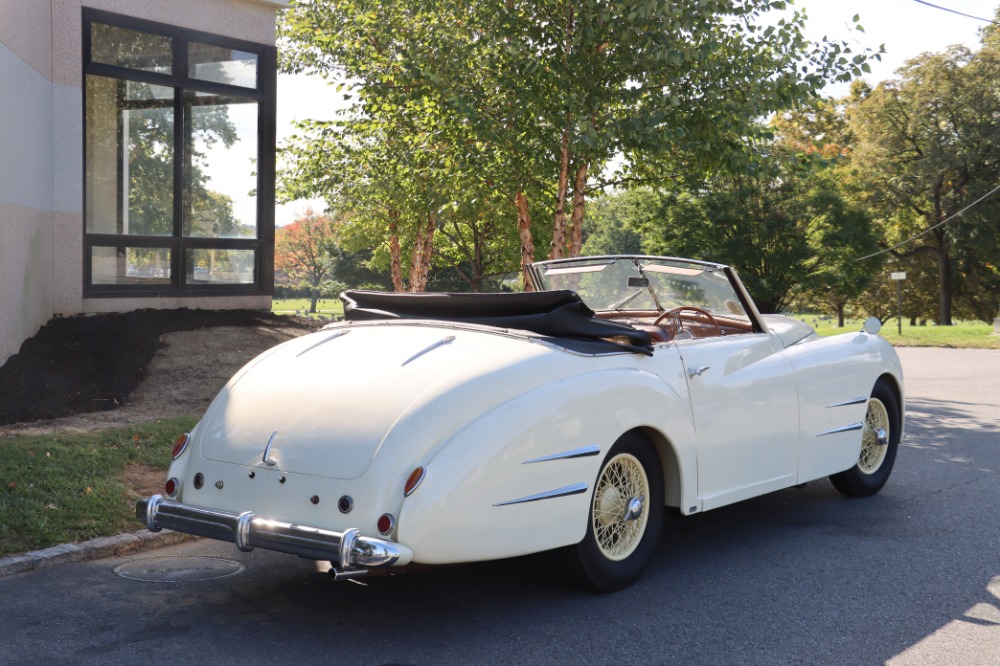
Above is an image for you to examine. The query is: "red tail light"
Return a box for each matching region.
[171,433,190,460]
[377,513,395,535]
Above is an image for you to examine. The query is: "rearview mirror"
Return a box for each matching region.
[628,277,649,287]
[862,317,882,335]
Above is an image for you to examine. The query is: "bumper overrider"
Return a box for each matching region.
[137,495,414,573]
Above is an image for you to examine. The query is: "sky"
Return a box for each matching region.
[272,0,1000,226]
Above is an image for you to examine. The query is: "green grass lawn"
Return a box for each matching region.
[0,416,197,557]
[810,317,1000,349]
[271,298,344,319]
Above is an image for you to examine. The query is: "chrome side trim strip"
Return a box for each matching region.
[296,329,350,357]
[493,482,588,506]
[816,422,864,437]
[522,445,601,464]
[401,335,456,366]
[825,395,868,408]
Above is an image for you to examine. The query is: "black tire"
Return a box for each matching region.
[563,431,664,592]
[830,380,901,497]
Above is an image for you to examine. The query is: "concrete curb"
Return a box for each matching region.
[0,529,198,579]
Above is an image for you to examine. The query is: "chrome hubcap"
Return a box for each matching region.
[623,496,644,523]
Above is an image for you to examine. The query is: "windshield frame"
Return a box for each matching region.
[527,255,768,334]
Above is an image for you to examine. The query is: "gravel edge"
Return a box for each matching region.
[0,529,199,579]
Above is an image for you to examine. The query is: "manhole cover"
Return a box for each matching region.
[114,556,245,583]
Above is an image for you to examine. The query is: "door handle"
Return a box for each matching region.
[687,365,710,378]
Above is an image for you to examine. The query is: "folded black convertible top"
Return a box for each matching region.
[340,289,653,355]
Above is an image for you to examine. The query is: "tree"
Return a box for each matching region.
[275,210,339,312]
[581,189,654,256]
[618,143,879,315]
[800,171,881,326]
[280,0,875,289]
[851,34,1000,325]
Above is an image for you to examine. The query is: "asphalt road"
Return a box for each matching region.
[2,347,998,666]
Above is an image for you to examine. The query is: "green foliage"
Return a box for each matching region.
[278,0,876,287]
[581,190,651,256]
[850,26,1000,324]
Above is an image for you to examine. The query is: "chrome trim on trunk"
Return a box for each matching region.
[401,336,456,366]
[136,495,412,568]
[295,329,350,358]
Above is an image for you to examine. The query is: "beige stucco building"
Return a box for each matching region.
[1,0,287,367]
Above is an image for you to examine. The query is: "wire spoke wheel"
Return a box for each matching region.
[563,431,664,592]
[858,398,890,475]
[830,380,901,498]
[592,453,650,561]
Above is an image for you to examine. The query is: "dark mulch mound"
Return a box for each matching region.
[0,309,315,426]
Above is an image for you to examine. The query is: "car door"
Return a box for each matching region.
[675,332,800,511]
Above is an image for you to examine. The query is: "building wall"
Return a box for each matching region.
[52,0,282,316]
[0,1,56,366]
[0,0,285,366]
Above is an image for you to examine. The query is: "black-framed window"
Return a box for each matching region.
[82,9,275,296]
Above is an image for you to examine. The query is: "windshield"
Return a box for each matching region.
[532,256,749,319]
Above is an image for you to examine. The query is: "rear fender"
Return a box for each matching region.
[396,368,695,564]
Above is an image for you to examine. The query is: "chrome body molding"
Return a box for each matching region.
[522,445,601,464]
[137,495,413,568]
[295,329,350,358]
[493,482,589,506]
[825,395,869,408]
[401,335,456,366]
[261,430,278,467]
[816,422,864,437]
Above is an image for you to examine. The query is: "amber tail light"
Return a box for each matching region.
[171,433,190,460]
[403,467,425,497]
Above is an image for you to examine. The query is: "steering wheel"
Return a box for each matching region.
[653,306,722,337]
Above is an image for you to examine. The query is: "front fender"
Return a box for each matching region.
[787,331,905,482]
[396,366,695,564]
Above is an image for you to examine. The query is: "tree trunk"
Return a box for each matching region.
[836,302,845,327]
[408,210,436,292]
[310,290,319,314]
[516,191,535,291]
[550,129,571,259]
[934,228,953,325]
[388,213,404,293]
[568,162,588,257]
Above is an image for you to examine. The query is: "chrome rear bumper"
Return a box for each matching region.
[136,495,413,569]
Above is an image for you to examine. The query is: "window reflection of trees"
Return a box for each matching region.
[84,14,268,289]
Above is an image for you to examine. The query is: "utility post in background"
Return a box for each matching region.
[890,272,906,335]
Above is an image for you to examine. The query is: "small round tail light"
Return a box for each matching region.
[164,477,179,498]
[377,513,395,536]
[171,433,190,460]
[403,466,425,497]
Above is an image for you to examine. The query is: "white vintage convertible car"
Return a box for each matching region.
[137,255,903,591]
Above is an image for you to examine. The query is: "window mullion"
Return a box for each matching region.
[173,34,186,291]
